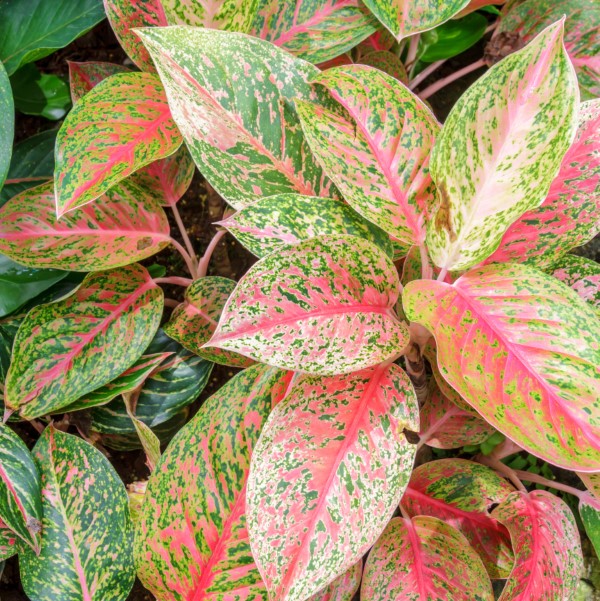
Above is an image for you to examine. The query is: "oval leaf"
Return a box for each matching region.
[551,254,600,317]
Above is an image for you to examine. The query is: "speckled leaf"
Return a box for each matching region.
[309,560,362,601]
[161,0,257,31]
[403,263,600,471]
[551,255,600,317]
[247,364,419,601]
[208,235,408,374]
[0,180,171,271]
[0,520,18,561]
[0,60,14,189]
[220,193,394,258]
[362,516,493,600]
[579,473,600,501]
[251,0,377,64]
[0,315,20,388]
[297,65,439,247]
[20,427,135,601]
[164,277,253,368]
[55,71,182,215]
[426,21,579,272]
[0,422,42,553]
[492,490,582,600]
[400,459,514,579]
[68,61,130,103]
[137,27,337,210]
[123,393,161,471]
[579,492,600,559]
[134,363,291,601]
[5,264,163,420]
[362,0,470,40]
[360,50,408,82]
[487,99,600,268]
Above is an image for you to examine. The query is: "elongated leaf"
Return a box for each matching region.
[0,520,18,561]
[487,99,600,268]
[123,393,161,471]
[493,490,582,600]
[251,0,377,64]
[68,61,130,103]
[208,235,408,374]
[362,0,470,40]
[400,459,514,578]
[0,60,13,188]
[247,364,418,601]
[164,276,253,368]
[20,427,135,601]
[309,560,362,601]
[426,21,579,272]
[0,180,171,271]
[297,65,439,247]
[579,492,600,559]
[0,423,42,552]
[137,27,337,210]
[5,264,163,419]
[162,0,257,31]
[220,193,394,258]
[551,255,600,317]
[361,516,493,600]
[135,363,291,601]
[55,71,182,215]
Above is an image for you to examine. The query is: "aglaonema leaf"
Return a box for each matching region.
[579,472,600,500]
[134,363,291,601]
[0,519,18,561]
[309,560,362,601]
[20,426,135,601]
[551,254,600,317]
[55,71,182,215]
[161,0,257,31]
[579,492,600,559]
[361,516,494,600]
[400,459,514,579]
[5,264,163,420]
[426,20,579,272]
[403,263,600,471]
[0,180,171,271]
[247,364,418,601]
[0,60,13,189]
[136,27,338,210]
[297,65,439,248]
[492,490,582,600]
[68,60,130,103]
[208,235,408,375]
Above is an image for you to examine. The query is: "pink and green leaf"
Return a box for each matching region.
[161,0,258,31]
[123,393,162,471]
[426,21,579,271]
[579,492,600,560]
[0,519,19,561]
[579,472,600,501]
[359,50,408,82]
[400,458,514,578]
[208,235,408,375]
[551,254,600,317]
[5,264,163,420]
[55,71,182,215]
[68,61,130,103]
[247,364,418,601]
[403,263,600,471]
[309,560,362,601]
[361,516,494,600]
[297,65,439,247]
[492,490,582,600]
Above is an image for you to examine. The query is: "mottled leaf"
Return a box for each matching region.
[0,520,18,561]
[361,516,494,600]
[20,427,135,601]
[359,50,408,82]
[208,235,408,374]
[161,0,257,31]
[0,316,21,388]
[426,21,579,271]
[5,264,163,420]
[579,492,600,559]
[309,560,362,601]
[0,60,13,188]
[579,472,600,501]
[123,393,161,471]
[68,60,130,103]
[247,364,419,601]
[551,255,600,317]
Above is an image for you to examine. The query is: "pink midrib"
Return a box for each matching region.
[404,518,429,599]
[0,461,33,547]
[2,226,171,242]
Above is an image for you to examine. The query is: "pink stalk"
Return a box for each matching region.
[409,59,446,90]
[437,267,448,282]
[513,470,587,500]
[154,276,193,287]
[419,244,433,279]
[170,203,198,268]
[405,34,420,68]
[164,298,181,309]
[419,58,487,100]
[169,238,198,278]
[478,455,527,492]
[197,229,227,278]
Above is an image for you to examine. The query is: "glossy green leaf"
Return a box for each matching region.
[427,21,579,271]
[20,427,135,601]
[297,65,439,247]
[68,61,130,103]
[5,264,163,420]
[135,363,291,601]
[579,493,600,559]
[55,71,182,215]
[208,235,408,374]
[0,520,18,561]
[403,263,600,471]
[137,27,337,210]
[0,315,20,388]
[162,0,257,31]
[0,60,13,188]
[551,255,600,317]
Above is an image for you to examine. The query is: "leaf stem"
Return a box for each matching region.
[419,58,487,100]
[170,202,198,267]
[154,276,193,287]
[198,230,227,278]
[437,268,448,282]
[419,244,433,279]
[478,455,527,492]
[409,59,446,90]
[405,34,420,68]
[169,238,198,278]
[164,298,181,309]
[513,470,586,501]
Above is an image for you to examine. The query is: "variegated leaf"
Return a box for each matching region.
[487,99,600,268]
[137,27,337,210]
[161,0,257,31]
[135,363,291,601]
[579,492,600,559]
[359,50,408,82]
[551,255,600,317]
[164,276,254,368]
[362,0,470,40]
[208,235,408,374]
[220,193,394,258]
[20,427,135,601]
[5,264,163,420]
[579,472,600,500]
[68,61,130,103]
[308,560,362,601]
[361,516,494,600]
[247,364,419,601]
[0,519,18,561]
[55,72,182,215]
[0,422,42,552]
[297,65,439,247]
[0,180,171,271]
[403,263,600,471]
[251,0,377,64]
[400,459,514,579]
[492,490,582,600]
[0,59,13,189]
[426,21,579,272]
[123,393,161,471]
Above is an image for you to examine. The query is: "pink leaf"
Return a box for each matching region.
[68,60,130,103]
[551,254,600,317]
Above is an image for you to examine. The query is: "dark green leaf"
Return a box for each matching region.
[0,60,13,188]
